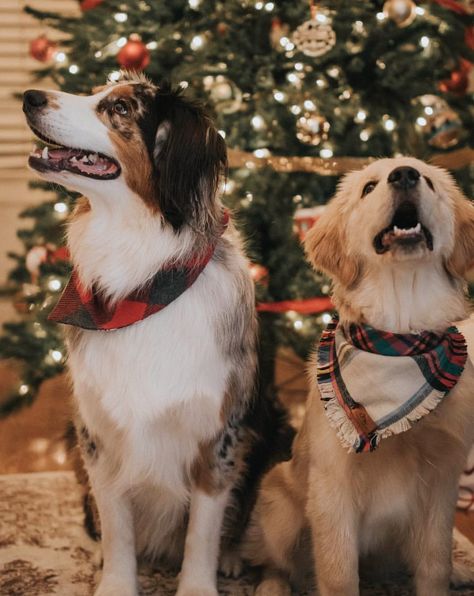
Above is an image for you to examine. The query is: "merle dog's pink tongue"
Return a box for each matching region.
[49,148,78,160]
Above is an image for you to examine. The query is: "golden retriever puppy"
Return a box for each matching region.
[245,157,474,596]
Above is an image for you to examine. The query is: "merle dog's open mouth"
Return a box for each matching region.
[373,201,433,254]
[27,124,121,180]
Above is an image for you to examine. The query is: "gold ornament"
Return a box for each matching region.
[292,7,336,58]
[383,0,417,27]
[296,113,330,146]
[417,94,464,150]
[203,75,242,114]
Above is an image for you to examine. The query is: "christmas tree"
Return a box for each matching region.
[1,0,472,414]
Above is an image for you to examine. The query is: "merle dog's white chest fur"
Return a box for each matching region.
[68,259,236,492]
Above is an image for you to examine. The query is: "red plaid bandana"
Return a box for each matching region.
[48,212,229,331]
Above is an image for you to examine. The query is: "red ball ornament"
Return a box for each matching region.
[29,35,57,63]
[80,0,104,10]
[117,36,150,71]
[439,59,471,95]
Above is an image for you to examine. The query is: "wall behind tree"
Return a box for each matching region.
[0,0,75,295]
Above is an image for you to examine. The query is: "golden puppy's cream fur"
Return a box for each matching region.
[246,157,474,596]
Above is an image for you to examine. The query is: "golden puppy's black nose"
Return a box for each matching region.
[388,166,420,190]
[23,90,48,112]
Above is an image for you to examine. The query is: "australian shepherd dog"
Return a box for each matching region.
[23,73,289,596]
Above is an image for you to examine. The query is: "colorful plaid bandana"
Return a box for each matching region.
[317,316,467,453]
[48,213,229,331]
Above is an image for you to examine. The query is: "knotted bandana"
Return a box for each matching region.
[48,212,229,331]
[317,317,467,453]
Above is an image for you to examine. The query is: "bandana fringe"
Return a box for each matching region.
[320,384,362,453]
[317,316,467,453]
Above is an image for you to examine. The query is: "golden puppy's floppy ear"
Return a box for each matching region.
[304,201,361,288]
[446,190,474,279]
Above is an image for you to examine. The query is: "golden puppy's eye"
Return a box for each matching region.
[362,181,377,197]
[114,100,129,116]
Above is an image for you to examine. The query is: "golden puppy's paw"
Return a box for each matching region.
[255,576,291,596]
[219,549,243,578]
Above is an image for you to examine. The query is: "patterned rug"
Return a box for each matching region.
[1,472,474,596]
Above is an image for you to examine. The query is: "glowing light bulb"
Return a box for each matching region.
[109,71,122,82]
[424,106,434,116]
[360,129,370,141]
[264,2,275,10]
[384,118,396,131]
[19,384,29,396]
[117,37,127,48]
[146,41,158,49]
[420,36,430,48]
[222,179,235,193]
[55,52,67,63]
[274,91,285,102]
[254,148,270,158]
[54,202,68,213]
[320,147,333,158]
[416,116,427,126]
[69,64,79,74]
[415,6,425,15]
[189,0,201,7]
[304,100,316,111]
[287,73,299,84]
[114,12,128,22]
[290,105,302,115]
[294,319,303,330]
[294,62,304,71]
[48,278,62,292]
[355,109,367,123]
[376,12,386,21]
[322,313,332,324]
[50,350,63,363]
[251,115,265,130]
[190,35,204,50]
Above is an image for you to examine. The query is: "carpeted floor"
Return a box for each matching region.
[1,472,474,596]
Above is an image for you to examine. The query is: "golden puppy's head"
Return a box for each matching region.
[305,157,474,287]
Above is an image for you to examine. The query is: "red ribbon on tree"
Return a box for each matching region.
[257,297,333,314]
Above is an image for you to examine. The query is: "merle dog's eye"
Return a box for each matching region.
[113,100,128,116]
[362,181,377,197]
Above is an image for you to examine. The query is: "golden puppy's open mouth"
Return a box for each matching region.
[27,124,121,181]
[373,201,433,254]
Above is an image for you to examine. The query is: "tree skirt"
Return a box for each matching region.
[1,472,474,596]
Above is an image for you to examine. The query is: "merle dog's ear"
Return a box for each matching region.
[153,99,227,231]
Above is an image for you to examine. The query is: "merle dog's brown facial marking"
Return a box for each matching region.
[94,79,227,231]
[96,83,157,209]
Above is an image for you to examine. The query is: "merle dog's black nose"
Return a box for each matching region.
[388,166,420,190]
[23,90,48,112]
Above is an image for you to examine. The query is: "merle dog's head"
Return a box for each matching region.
[23,73,227,232]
